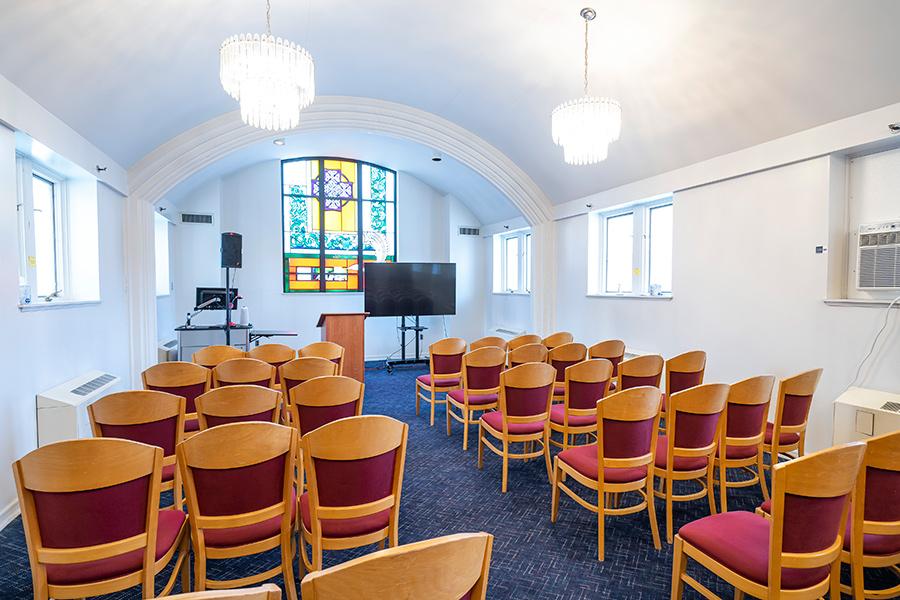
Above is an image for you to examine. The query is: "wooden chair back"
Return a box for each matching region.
[428,337,467,377]
[192,345,245,368]
[299,342,345,375]
[542,331,574,350]
[771,368,823,440]
[849,430,900,562]
[289,375,365,436]
[664,383,730,461]
[561,359,614,421]
[507,333,541,351]
[767,442,866,590]
[497,362,556,432]
[300,532,493,600]
[617,354,664,391]
[665,350,707,396]
[142,361,211,422]
[507,343,548,368]
[461,347,506,396]
[589,340,626,378]
[470,336,509,352]
[279,357,338,399]
[548,342,587,383]
[195,385,282,430]
[168,584,282,599]
[13,438,163,596]
[596,386,662,477]
[723,375,775,451]
[247,344,296,383]
[212,357,276,388]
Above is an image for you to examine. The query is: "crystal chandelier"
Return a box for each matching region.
[220,0,315,131]
[551,7,621,165]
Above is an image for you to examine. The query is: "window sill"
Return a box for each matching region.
[18,299,101,312]
[492,291,531,297]
[587,293,673,300]
[824,298,900,308]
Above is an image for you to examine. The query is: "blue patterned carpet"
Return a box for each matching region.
[1,363,897,598]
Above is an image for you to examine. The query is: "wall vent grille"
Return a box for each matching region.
[70,373,116,396]
[182,213,213,224]
[881,401,900,414]
[458,226,480,236]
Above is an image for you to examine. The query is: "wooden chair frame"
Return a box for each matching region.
[842,430,900,600]
[195,385,283,430]
[617,354,664,391]
[507,333,541,352]
[299,342,345,376]
[551,386,662,561]
[653,383,730,544]
[14,438,190,599]
[247,344,297,387]
[300,533,493,600]
[212,358,276,388]
[300,415,409,574]
[446,346,506,450]
[542,331,574,350]
[713,375,775,512]
[661,350,707,424]
[478,362,556,493]
[469,336,508,352]
[192,345,246,368]
[142,361,212,436]
[589,339,626,390]
[672,442,866,600]
[548,359,612,451]
[168,584,281,599]
[178,422,298,600]
[548,342,588,396]
[415,337,466,427]
[506,342,548,368]
[764,369,823,468]
[88,390,186,510]
[278,357,338,423]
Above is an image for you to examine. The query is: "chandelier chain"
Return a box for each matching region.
[265,0,272,36]
[583,17,589,96]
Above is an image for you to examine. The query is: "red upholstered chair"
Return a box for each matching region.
[548,342,588,399]
[415,337,466,427]
[660,350,707,426]
[506,342,548,368]
[549,359,613,451]
[478,362,556,493]
[195,385,282,429]
[542,331,574,351]
[247,344,296,386]
[507,333,541,352]
[178,422,298,599]
[279,357,338,423]
[714,375,775,512]
[551,386,662,561]
[192,345,245,368]
[446,346,506,450]
[88,390,186,509]
[672,442,866,600]
[470,335,508,352]
[142,361,212,435]
[653,382,730,543]
[168,585,282,599]
[764,368,823,468]
[589,340,625,391]
[212,357,276,388]
[299,415,409,573]
[13,438,190,599]
[617,354,664,391]
[300,532,493,600]
[299,342,345,376]
[289,375,365,436]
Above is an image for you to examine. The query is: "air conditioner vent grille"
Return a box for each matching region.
[856,220,900,290]
[458,226,480,236]
[182,213,213,224]
[881,401,900,414]
[70,373,116,396]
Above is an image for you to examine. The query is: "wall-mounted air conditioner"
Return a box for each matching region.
[158,338,178,362]
[856,220,900,290]
[832,387,900,444]
[37,371,120,446]
[489,327,525,340]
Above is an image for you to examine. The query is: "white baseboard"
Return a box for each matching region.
[0,497,19,530]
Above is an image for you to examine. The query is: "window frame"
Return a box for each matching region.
[497,229,531,295]
[596,196,674,298]
[154,212,172,297]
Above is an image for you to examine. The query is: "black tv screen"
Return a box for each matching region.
[364,262,456,317]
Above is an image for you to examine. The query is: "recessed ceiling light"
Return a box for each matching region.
[273,138,286,146]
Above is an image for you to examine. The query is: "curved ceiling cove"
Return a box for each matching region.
[129,96,554,225]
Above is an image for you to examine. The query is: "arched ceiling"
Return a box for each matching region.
[3,1,900,206]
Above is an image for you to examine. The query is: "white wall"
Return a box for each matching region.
[555,157,900,452]
[483,236,533,335]
[166,161,487,359]
[0,126,131,523]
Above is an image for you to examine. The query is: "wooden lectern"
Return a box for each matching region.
[316,313,369,382]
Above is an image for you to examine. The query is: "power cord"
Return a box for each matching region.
[849,293,900,388]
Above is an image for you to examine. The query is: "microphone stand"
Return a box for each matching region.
[225,266,232,345]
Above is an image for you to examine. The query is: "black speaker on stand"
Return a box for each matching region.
[221,232,242,345]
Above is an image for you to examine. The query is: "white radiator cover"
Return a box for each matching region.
[832,386,900,444]
[36,370,120,446]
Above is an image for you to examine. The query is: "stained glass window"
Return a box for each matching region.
[282,157,397,292]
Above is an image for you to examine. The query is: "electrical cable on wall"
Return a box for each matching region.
[849,293,900,388]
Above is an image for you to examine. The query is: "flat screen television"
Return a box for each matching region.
[364,262,456,317]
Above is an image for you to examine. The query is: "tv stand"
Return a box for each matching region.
[385,315,429,374]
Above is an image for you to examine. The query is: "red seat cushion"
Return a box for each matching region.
[553,386,565,396]
[204,492,296,548]
[416,374,460,388]
[765,422,800,446]
[480,411,545,435]
[45,509,185,586]
[300,492,391,538]
[679,511,830,590]
[447,389,497,406]
[185,418,200,432]
[161,464,175,482]
[654,436,709,471]
[716,444,759,460]
[549,404,596,427]
[558,444,648,483]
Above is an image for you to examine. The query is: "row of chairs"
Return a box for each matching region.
[192,342,344,374]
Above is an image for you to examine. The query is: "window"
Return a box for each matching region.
[154,213,171,296]
[282,157,397,292]
[494,229,531,294]
[17,157,67,303]
[595,197,673,296]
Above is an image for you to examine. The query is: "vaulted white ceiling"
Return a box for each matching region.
[3,0,900,208]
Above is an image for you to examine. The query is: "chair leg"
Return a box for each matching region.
[378,538,386,550]
[670,535,686,599]
[281,530,298,600]
[179,535,191,593]
[501,438,509,493]
[429,388,436,426]
[193,544,207,592]
[446,402,452,436]
[597,487,605,562]
[312,531,324,572]
[718,459,728,513]
[550,460,560,523]
[757,451,770,501]
[706,464,717,516]
[543,432,553,484]
[415,384,420,416]
[829,556,841,600]
[646,477,662,550]
[297,531,306,580]
[733,589,745,600]
[477,425,484,470]
[850,549,865,600]
[666,476,674,544]
[462,410,470,450]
